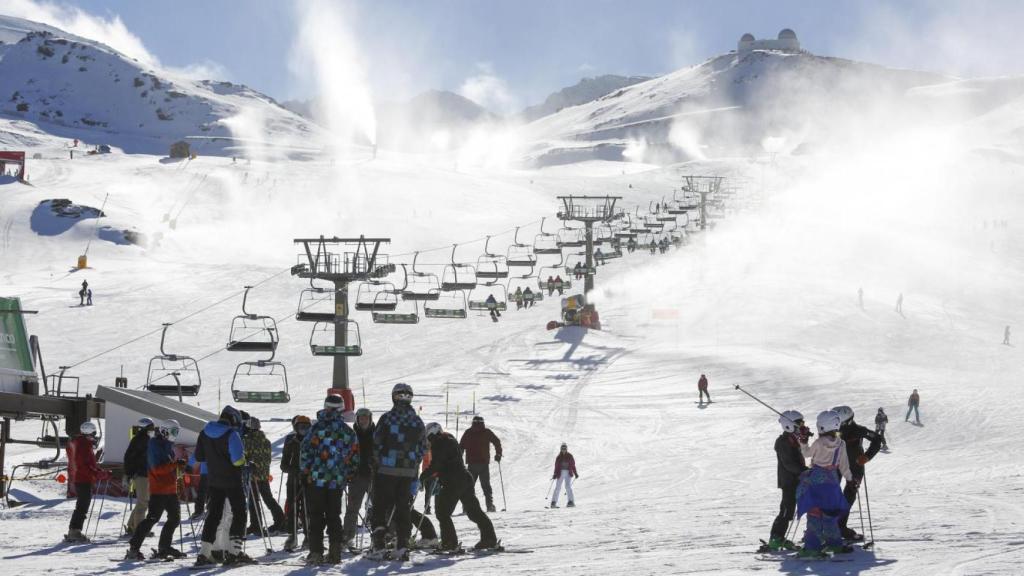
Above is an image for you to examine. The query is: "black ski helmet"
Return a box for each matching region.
[391,383,413,404]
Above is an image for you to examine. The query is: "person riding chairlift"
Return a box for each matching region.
[484,294,501,322]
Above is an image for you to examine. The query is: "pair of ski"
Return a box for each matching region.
[111,548,186,564]
[754,539,862,562]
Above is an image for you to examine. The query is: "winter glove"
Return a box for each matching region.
[797,425,813,443]
[410,480,420,496]
[856,455,869,466]
[495,453,502,463]
[574,474,579,479]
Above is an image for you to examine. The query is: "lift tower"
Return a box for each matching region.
[682,175,724,231]
[556,196,622,294]
[292,235,392,411]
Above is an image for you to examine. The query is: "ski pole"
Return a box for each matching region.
[85,481,100,537]
[863,470,876,549]
[497,461,508,512]
[544,478,555,502]
[91,478,109,541]
[857,480,867,543]
[733,384,783,417]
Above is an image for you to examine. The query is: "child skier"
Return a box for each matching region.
[125,419,185,560]
[65,421,111,543]
[550,443,578,508]
[795,411,853,559]
[281,415,311,552]
[762,410,809,552]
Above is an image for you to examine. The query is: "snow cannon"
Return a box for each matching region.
[554,294,601,330]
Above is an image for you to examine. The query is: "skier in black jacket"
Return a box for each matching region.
[421,422,497,552]
[281,415,311,552]
[832,406,882,541]
[123,417,155,534]
[342,408,375,545]
[763,410,810,552]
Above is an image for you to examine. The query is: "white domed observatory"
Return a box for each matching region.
[737,29,801,57]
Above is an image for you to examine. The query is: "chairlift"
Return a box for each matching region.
[507,227,538,267]
[564,252,595,277]
[629,210,648,234]
[538,253,572,292]
[440,244,478,291]
[373,265,420,324]
[425,289,468,319]
[226,286,278,352]
[355,280,398,312]
[401,252,441,301]
[533,217,562,255]
[476,236,510,281]
[309,320,362,356]
[231,359,289,403]
[556,227,585,248]
[507,272,543,304]
[296,282,338,322]
[146,323,202,397]
[468,284,508,312]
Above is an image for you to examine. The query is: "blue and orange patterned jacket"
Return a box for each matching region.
[299,409,359,489]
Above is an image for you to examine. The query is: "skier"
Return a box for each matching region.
[550,443,578,508]
[422,440,436,515]
[762,410,810,552]
[875,408,889,450]
[1004,325,1011,345]
[86,288,93,306]
[342,408,375,547]
[459,415,503,513]
[857,287,864,309]
[594,248,604,265]
[896,292,904,315]
[422,422,498,551]
[369,383,425,560]
[697,374,711,404]
[485,294,501,323]
[123,417,155,535]
[906,389,921,424]
[65,421,111,543]
[193,406,254,567]
[125,420,185,560]
[243,416,285,535]
[281,415,311,552]
[523,286,535,308]
[831,406,882,541]
[554,275,565,296]
[649,241,657,255]
[79,279,88,306]
[514,287,524,311]
[545,276,555,297]
[300,394,359,564]
[795,411,853,559]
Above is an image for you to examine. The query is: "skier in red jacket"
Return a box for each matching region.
[459,416,503,512]
[65,421,111,543]
[550,443,578,508]
[698,374,711,404]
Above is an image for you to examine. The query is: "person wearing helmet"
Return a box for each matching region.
[459,415,503,513]
[342,408,375,546]
[761,410,811,552]
[421,422,497,552]
[299,395,360,564]
[64,420,111,543]
[874,408,889,451]
[281,415,311,552]
[125,420,186,560]
[369,383,425,560]
[832,405,882,542]
[123,417,156,535]
[242,417,285,537]
[550,443,578,508]
[193,406,253,566]
[795,411,854,559]
[697,374,711,404]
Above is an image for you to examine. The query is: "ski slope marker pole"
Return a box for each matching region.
[497,461,508,511]
[733,384,783,417]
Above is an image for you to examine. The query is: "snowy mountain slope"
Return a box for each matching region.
[520,74,652,122]
[0,15,315,155]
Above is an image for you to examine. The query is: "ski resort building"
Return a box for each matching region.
[737,29,800,56]
[95,385,216,464]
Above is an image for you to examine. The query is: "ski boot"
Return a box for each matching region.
[825,543,855,554]
[193,554,217,567]
[841,527,864,542]
[156,546,186,559]
[283,534,298,552]
[549,501,558,508]
[124,547,145,561]
[304,551,324,565]
[566,501,575,508]
[327,541,343,564]
[486,502,497,513]
[64,529,90,543]
[473,538,499,551]
[797,548,829,560]
[223,551,257,565]
[765,536,798,552]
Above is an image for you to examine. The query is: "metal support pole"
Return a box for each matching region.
[584,221,595,294]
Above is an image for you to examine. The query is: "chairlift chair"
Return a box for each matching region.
[538,254,573,292]
[507,227,539,267]
[507,270,543,304]
[533,217,562,255]
[227,286,278,352]
[476,236,510,281]
[354,280,398,312]
[373,267,420,324]
[231,359,290,403]
[402,253,441,301]
[425,289,469,319]
[440,244,479,291]
[296,283,338,323]
[564,252,596,277]
[468,284,508,312]
[146,323,202,397]
[309,320,362,356]
[556,227,585,248]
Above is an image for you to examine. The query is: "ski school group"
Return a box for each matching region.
[61,382,580,567]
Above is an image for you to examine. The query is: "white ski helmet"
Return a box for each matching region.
[778,410,804,433]
[424,422,443,440]
[831,405,854,425]
[80,421,98,436]
[160,419,180,440]
[817,410,841,435]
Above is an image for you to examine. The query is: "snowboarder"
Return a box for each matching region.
[874,408,889,450]
[764,410,809,552]
[1004,325,1011,345]
[65,421,111,543]
[299,394,359,564]
[123,417,155,535]
[896,292,904,315]
[485,294,501,322]
[795,411,853,559]
[459,415,503,513]
[422,422,498,551]
[342,408,375,546]
[193,406,254,567]
[79,279,88,306]
[523,286,535,308]
[513,287,524,311]
[243,416,285,535]
[832,406,882,541]
[697,374,711,404]
[125,420,185,560]
[550,443,578,508]
[906,389,921,424]
[369,383,425,560]
[281,415,310,552]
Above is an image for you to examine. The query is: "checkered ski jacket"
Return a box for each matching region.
[374,403,425,478]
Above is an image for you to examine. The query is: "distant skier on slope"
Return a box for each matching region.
[896,293,904,315]
[832,406,882,542]
[874,408,888,450]
[550,443,578,508]
[79,279,89,306]
[1003,325,1011,345]
[698,374,712,404]
[906,389,921,424]
[459,416,503,513]
[762,410,810,552]
[795,411,853,559]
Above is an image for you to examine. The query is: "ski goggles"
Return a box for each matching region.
[394,392,413,401]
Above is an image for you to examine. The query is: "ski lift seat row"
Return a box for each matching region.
[231,360,290,404]
[469,300,508,312]
[373,311,420,324]
[146,324,202,398]
[309,321,362,356]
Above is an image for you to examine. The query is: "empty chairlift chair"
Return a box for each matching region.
[226,286,279,353]
[227,287,289,403]
[296,283,339,323]
[373,265,420,324]
[309,320,362,356]
[556,227,585,249]
[533,217,563,255]
[440,244,478,292]
[401,252,441,301]
[507,226,538,268]
[355,280,398,312]
[146,323,202,398]
[425,289,469,319]
[476,236,510,281]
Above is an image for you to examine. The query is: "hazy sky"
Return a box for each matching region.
[6,0,1024,109]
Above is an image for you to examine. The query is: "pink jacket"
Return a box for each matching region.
[552,452,578,478]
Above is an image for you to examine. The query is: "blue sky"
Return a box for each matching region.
[10,0,1024,109]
